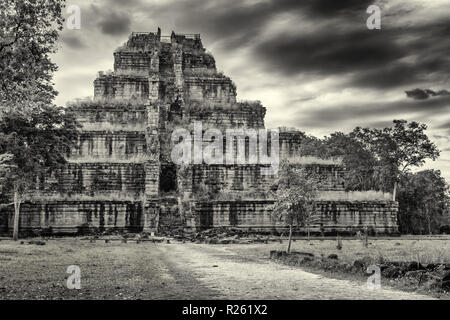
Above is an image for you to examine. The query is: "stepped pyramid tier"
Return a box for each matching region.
[0,29,399,236]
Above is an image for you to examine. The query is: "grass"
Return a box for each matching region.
[23,192,144,202]
[67,156,147,164]
[184,100,264,114]
[110,69,150,77]
[183,68,223,77]
[0,240,218,300]
[229,237,450,265]
[67,97,148,109]
[0,237,448,299]
[78,122,146,132]
[316,190,393,201]
[284,156,343,165]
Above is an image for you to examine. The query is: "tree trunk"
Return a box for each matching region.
[364,232,368,248]
[392,181,398,201]
[425,206,432,235]
[307,224,310,242]
[13,189,21,241]
[287,224,293,253]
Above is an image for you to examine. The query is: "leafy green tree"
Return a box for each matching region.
[271,160,319,252]
[350,120,440,200]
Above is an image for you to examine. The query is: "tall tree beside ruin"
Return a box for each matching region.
[0,0,79,240]
[0,0,65,109]
[350,120,440,201]
[271,160,319,253]
[320,132,380,191]
[0,106,79,240]
[397,170,449,234]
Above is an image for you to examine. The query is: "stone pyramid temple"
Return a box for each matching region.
[0,29,399,236]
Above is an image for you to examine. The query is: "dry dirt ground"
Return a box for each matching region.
[0,238,444,300]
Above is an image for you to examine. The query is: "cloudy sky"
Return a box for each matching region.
[53,0,450,181]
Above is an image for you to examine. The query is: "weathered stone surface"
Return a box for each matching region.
[70,131,147,160]
[194,200,277,230]
[71,103,147,131]
[94,75,150,100]
[185,102,265,129]
[0,201,143,236]
[0,30,400,236]
[37,163,145,196]
[190,200,399,234]
[184,76,236,104]
[315,201,399,234]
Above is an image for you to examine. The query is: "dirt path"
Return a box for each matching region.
[0,240,218,299]
[162,243,435,300]
[0,240,436,299]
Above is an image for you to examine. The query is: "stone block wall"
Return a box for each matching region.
[185,103,265,129]
[158,197,184,232]
[180,164,345,196]
[37,163,145,197]
[70,131,147,160]
[191,164,273,194]
[191,199,399,234]
[73,103,147,131]
[94,75,149,100]
[113,51,153,74]
[0,201,143,236]
[184,76,236,104]
[279,131,305,158]
[315,201,399,234]
[194,200,276,230]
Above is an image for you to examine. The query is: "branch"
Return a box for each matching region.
[0,15,23,53]
[0,202,15,208]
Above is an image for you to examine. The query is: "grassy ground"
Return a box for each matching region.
[0,236,448,299]
[0,239,219,300]
[228,237,450,265]
[225,237,450,299]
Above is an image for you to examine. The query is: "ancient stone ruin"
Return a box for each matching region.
[0,29,399,236]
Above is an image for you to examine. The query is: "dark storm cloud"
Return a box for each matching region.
[297,0,375,17]
[242,4,449,89]
[254,18,450,88]
[292,95,450,129]
[60,35,85,49]
[131,0,373,49]
[405,88,450,100]
[82,0,450,91]
[97,11,131,36]
[254,28,405,77]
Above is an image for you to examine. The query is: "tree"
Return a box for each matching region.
[397,170,449,234]
[271,160,319,253]
[291,131,383,192]
[0,0,65,109]
[0,106,78,239]
[0,0,77,240]
[351,120,440,200]
[320,132,379,191]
